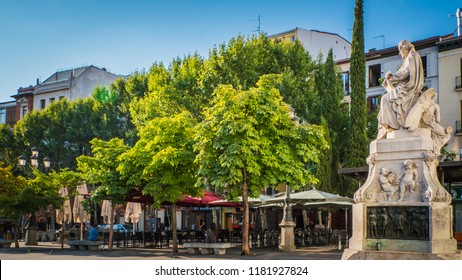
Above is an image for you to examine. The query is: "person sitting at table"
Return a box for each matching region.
[208,223,218,243]
[88,224,99,241]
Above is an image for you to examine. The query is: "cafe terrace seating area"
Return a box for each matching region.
[71,226,349,250]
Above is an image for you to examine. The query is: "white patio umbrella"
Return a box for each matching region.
[56,187,71,249]
[263,188,353,204]
[56,187,71,225]
[73,183,90,240]
[125,202,142,234]
[101,200,115,224]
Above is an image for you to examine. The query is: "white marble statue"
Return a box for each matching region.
[377,40,424,139]
[376,40,453,155]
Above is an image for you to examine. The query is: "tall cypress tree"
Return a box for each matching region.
[345,0,368,194]
[318,49,346,194]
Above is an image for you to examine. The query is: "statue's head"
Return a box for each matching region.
[379,167,391,175]
[403,159,415,168]
[398,40,414,51]
[398,40,415,59]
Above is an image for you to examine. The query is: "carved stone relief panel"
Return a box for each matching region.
[376,159,423,203]
[367,206,429,240]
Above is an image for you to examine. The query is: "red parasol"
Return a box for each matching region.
[178,191,234,206]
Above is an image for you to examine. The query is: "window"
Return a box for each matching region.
[6,108,15,125]
[367,95,380,112]
[341,72,350,95]
[0,109,5,124]
[421,56,427,78]
[49,97,55,104]
[40,99,46,109]
[21,105,28,119]
[59,96,65,100]
[368,64,381,87]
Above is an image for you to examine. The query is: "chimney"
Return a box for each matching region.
[457,8,462,37]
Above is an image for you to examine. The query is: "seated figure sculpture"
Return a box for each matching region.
[377,40,452,154]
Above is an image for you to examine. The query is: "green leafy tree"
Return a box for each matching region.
[0,166,62,248]
[129,63,185,129]
[195,75,328,255]
[314,49,348,194]
[77,138,130,250]
[118,111,200,253]
[0,125,17,167]
[0,165,25,247]
[315,117,334,193]
[170,54,206,119]
[345,0,368,195]
[201,34,317,123]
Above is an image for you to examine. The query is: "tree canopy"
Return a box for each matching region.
[195,75,328,254]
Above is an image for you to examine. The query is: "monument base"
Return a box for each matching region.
[349,128,458,259]
[25,226,38,246]
[278,221,296,252]
[342,248,462,260]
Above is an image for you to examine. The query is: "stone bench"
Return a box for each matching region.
[0,239,14,248]
[67,240,103,251]
[183,242,231,255]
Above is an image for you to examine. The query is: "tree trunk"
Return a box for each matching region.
[14,218,20,248]
[108,208,114,250]
[172,203,178,253]
[241,167,250,255]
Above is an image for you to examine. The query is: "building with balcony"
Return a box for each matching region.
[437,36,462,158]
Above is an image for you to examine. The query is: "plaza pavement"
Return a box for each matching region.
[0,241,343,260]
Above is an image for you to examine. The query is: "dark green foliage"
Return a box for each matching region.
[344,0,369,195]
[0,125,17,167]
[313,49,347,194]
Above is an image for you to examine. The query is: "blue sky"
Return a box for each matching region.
[0,0,459,102]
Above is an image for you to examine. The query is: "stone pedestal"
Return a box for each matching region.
[278,221,296,252]
[25,226,38,245]
[342,129,460,260]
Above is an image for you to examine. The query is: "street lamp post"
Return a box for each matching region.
[18,147,51,246]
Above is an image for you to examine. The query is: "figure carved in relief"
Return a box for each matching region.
[410,210,422,238]
[378,167,397,201]
[368,209,378,238]
[378,208,390,238]
[397,160,418,201]
[392,210,408,238]
[420,208,428,238]
[410,90,452,155]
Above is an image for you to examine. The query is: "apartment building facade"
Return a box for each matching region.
[10,65,122,123]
